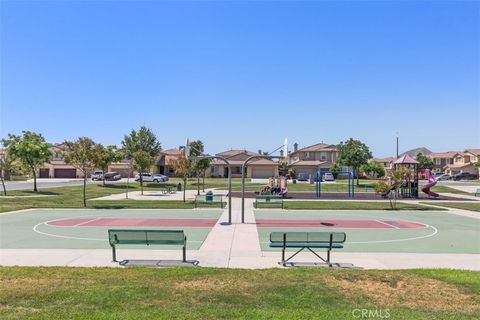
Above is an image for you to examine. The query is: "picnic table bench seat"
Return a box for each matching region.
[108,229,186,262]
[255,195,284,208]
[194,194,224,208]
[270,231,346,266]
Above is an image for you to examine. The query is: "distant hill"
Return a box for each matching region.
[400,147,432,158]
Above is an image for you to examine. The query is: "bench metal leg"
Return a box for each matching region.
[183,236,187,262]
[111,245,117,262]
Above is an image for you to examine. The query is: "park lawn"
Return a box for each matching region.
[420,202,480,212]
[0,184,196,212]
[256,201,445,211]
[431,185,472,195]
[0,267,478,320]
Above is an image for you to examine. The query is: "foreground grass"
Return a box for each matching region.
[0,267,478,320]
[420,202,480,212]
[256,201,445,211]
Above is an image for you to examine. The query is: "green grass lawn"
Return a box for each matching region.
[0,184,196,213]
[0,267,478,320]
[420,202,480,212]
[431,185,472,195]
[256,201,444,211]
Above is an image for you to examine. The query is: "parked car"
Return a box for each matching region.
[104,172,121,181]
[91,171,104,181]
[134,173,168,183]
[452,172,478,181]
[297,173,309,181]
[436,174,451,181]
[433,172,444,178]
[322,172,335,182]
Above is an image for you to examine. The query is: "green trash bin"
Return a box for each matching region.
[206,191,213,202]
[177,183,182,191]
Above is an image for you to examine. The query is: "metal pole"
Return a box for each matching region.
[241,155,282,223]
[396,134,399,159]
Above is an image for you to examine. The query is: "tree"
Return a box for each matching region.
[1,131,52,192]
[169,154,192,202]
[189,140,211,194]
[329,162,341,179]
[337,138,373,185]
[63,137,98,207]
[93,144,121,186]
[0,152,18,196]
[416,153,434,170]
[361,160,385,178]
[121,126,161,195]
[279,161,289,176]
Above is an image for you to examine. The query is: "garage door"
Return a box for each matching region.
[39,169,50,178]
[54,169,77,178]
[251,168,274,179]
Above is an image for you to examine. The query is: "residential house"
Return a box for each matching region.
[208,149,279,179]
[374,157,395,173]
[444,149,480,176]
[287,143,338,177]
[156,148,183,176]
[40,143,132,178]
[427,151,458,173]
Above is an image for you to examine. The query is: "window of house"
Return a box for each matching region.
[305,152,310,159]
[320,152,327,161]
[446,159,452,165]
[435,159,441,165]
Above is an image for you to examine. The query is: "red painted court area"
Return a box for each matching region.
[255,219,426,229]
[47,218,218,228]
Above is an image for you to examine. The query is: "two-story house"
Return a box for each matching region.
[157,148,183,176]
[208,149,279,179]
[287,143,338,177]
[374,157,395,173]
[427,151,458,173]
[444,149,480,176]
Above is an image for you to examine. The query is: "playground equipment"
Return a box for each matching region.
[260,176,288,197]
[315,171,355,198]
[393,155,419,198]
[421,169,439,198]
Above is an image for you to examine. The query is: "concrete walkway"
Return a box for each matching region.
[1,196,480,270]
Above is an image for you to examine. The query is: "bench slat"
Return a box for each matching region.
[270,231,346,243]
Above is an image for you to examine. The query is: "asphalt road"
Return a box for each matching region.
[3,179,129,191]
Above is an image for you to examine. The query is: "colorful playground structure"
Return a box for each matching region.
[260,176,288,197]
[316,170,355,198]
[421,169,439,198]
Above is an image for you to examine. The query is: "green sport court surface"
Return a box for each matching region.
[255,209,480,253]
[0,209,223,250]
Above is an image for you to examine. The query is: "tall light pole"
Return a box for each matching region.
[241,155,282,223]
[396,132,399,159]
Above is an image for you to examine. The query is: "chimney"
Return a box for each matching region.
[293,143,298,152]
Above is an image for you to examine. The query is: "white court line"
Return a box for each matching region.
[72,217,102,227]
[375,219,400,229]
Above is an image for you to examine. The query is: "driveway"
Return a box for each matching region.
[3,178,129,191]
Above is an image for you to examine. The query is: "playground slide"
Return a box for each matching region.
[422,169,439,198]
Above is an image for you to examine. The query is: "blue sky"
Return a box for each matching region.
[1,1,478,157]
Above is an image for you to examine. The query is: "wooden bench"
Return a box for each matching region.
[255,195,284,208]
[108,229,186,262]
[475,189,480,197]
[270,231,346,266]
[194,194,224,208]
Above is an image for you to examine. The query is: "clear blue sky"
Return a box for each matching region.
[1,1,478,157]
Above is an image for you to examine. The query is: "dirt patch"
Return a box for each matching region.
[174,277,255,291]
[335,274,478,312]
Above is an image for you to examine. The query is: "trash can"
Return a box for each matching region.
[177,183,182,191]
[206,191,213,202]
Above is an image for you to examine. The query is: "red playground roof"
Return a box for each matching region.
[393,154,419,164]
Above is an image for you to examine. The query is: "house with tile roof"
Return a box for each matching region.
[444,149,480,177]
[208,149,279,178]
[427,151,459,172]
[287,142,339,177]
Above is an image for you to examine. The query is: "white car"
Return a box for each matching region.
[91,171,104,181]
[322,172,335,182]
[134,173,168,183]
